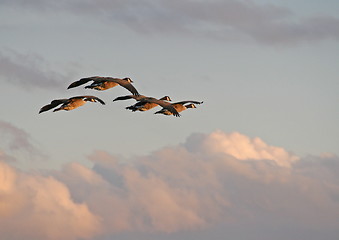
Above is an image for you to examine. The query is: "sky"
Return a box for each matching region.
[0,0,338,239]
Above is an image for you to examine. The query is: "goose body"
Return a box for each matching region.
[67,76,139,95]
[154,101,203,116]
[39,96,105,113]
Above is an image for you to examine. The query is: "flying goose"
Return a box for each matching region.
[67,76,139,95]
[127,97,180,117]
[154,101,203,116]
[114,94,171,109]
[113,95,171,102]
[39,95,105,113]
[124,96,172,112]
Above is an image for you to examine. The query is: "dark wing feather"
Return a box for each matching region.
[172,100,203,105]
[67,76,102,89]
[113,95,146,102]
[91,96,105,105]
[39,99,68,114]
[110,79,140,96]
[69,96,85,100]
[113,95,134,101]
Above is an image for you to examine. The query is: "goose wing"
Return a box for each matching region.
[113,95,146,102]
[67,76,103,89]
[172,100,203,105]
[109,78,140,96]
[39,99,68,113]
[142,99,180,117]
[86,96,106,105]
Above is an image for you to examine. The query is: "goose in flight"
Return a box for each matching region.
[154,101,203,116]
[39,95,105,113]
[67,76,139,95]
[124,96,172,112]
[113,95,172,103]
[126,97,180,117]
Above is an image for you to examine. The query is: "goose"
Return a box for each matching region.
[127,97,180,117]
[154,101,203,116]
[124,96,172,112]
[67,76,139,95]
[113,95,171,102]
[39,95,105,113]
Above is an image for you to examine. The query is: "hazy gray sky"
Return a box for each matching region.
[0,1,338,239]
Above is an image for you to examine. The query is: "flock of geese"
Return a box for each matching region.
[39,76,203,117]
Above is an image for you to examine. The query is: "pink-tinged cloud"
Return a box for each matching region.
[184,130,299,167]
[1,130,339,240]
[0,162,101,240]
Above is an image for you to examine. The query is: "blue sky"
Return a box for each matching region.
[0,1,338,239]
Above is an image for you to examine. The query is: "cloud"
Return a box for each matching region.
[0,162,101,240]
[0,50,68,91]
[3,0,339,45]
[184,130,299,167]
[1,130,339,240]
[0,120,44,161]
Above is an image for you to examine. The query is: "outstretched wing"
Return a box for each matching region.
[67,76,102,89]
[113,95,146,102]
[88,96,106,105]
[39,99,68,114]
[110,78,140,96]
[172,100,203,105]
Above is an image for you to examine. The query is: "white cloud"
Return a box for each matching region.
[1,130,339,240]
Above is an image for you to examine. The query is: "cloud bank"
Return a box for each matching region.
[184,130,299,167]
[3,0,339,45]
[1,129,338,240]
[0,161,101,240]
